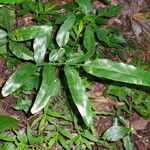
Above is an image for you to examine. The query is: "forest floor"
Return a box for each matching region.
[0,0,150,149]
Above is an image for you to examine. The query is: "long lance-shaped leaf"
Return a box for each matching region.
[9,25,52,41]
[31,64,60,114]
[83,59,150,87]
[33,34,50,64]
[64,65,93,126]
[0,0,23,4]
[2,63,37,97]
[56,14,76,47]
[9,41,33,61]
[84,24,95,50]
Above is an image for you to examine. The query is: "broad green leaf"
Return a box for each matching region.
[94,26,110,46]
[49,48,65,62]
[84,25,95,50]
[0,7,15,30]
[106,6,122,17]
[9,25,52,41]
[66,48,94,64]
[0,38,7,47]
[33,34,50,64]
[31,64,60,114]
[64,65,93,126]
[102,126,131,141]
[9,41,33,60]
[123,135,134,150]
[0,0,23,4]
[2,63,37,97]
[83,59,150,87]
[0,29,7,39]
[78,2,94,15]
[56,15,76,47]
[0,115,19,133]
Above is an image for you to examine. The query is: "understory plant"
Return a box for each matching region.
[0,1,150,149]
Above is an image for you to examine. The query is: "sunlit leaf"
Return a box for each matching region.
[66,49,94,64]
[0,29,7,39]
[9,41,33,60]
[56,15,76,47]
[0,7,15,30]
[2,63,37,97]
[9,25,52,41]
[123,135,134,150]
[102,126,131,141]
[84,59,150,87]
[49,48,65,62]
[33,34,50,64]
[64,65,93,126]
[31,64,60,114]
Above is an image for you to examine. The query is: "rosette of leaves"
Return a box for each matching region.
[1,0,150,128]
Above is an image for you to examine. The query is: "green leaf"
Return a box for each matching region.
[84,25,95,50]
[58,128,73,139]
[123,135,134,150]
[102,126,131,141]
[0,115,19,133]
[9,25,52,41]
[0,0,23,4]
[94,26,110,46]
[81,130,98,142]
[0,7,15,30]
[2,63,37,97]
[58,135,70,150]
[9,41,33,60]
[64,65,93,126]
[27,125,35,145]
[106,6,122,17]
[56,15,76,47]
[83,59,150,87]
[31,64,60,114]
[0,38,7,47]
[49,48,65,62]
[0,134,15,142]
[33,34,50,64]
[66,49,94,64]
[0,29,7,39]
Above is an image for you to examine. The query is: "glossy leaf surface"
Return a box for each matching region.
[123,135,134,150]
[64,65,93,126]
[0,29,7,39]
[66,49,94,64]
[2,63,37,97]
[49,48,65,62]
[102,126,131,141]
[0,7,15,30]
[56,15,75,47]
[31,64,60,114]
[9,41,33,60]
[9,25,52,41]
[84,59,150,87]
[84,24,95,50]
[33,35,50,64]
